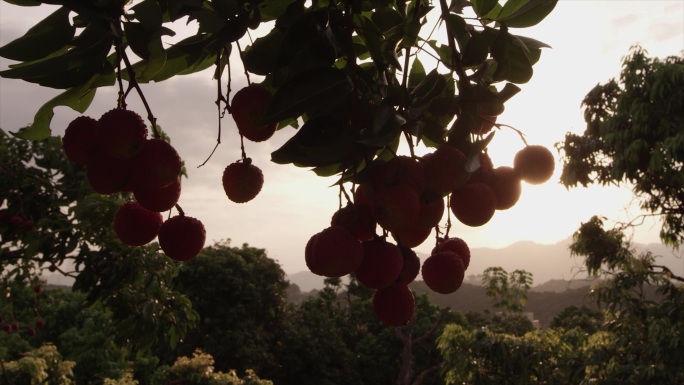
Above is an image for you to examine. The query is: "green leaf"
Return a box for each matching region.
[461,28,497,67]
[408,57,426,89]
[259,0,299,22]
[443,13,468,51]
[496,0,530,20]
[498,0,558,28]
[0,7,75,62]
[498,83,521,102]
[243,29,284,75]
[130,0,164,32]
[2,0,40,5]
[124,22,167,80]
[129,34,217,83]
[12,77,98,140]
[271,113,365,167]
[471,0,499,17]
[512,34,552,50]
[263,67,354,124]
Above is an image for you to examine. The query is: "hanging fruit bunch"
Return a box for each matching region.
[0,0,558,326]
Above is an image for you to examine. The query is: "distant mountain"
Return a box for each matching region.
[286,238,683,292]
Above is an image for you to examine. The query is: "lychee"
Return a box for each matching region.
[98,109,148,159]
[355,238,404,289]
[222,160,264,203]
[331,203,377,242]
[231,84,278,142]
[396,246,420,285]
[514,144,555,185]
[372,283,415,327]
[421,251,465,294]
[422,145,468,194]
[308,226,364,277]
[449,182,497,227]
[86,152,133,194]
[483,166,522,210]
[113,201,163,246]
[373,184,421,232]
[158,215,206,262]
[131,138,182,190]
[62,116,99,165]
[432,237,471,270]
[133,176,181,212]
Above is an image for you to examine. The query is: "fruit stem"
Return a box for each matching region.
[235,40,251,85]
[175,204,185,217]
[198,52,229,168]
[120,48,161,139]
[497,123,529,146]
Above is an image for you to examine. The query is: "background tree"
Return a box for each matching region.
[172,241,289,376]
[482,266,533,315]
[558,46,684,246]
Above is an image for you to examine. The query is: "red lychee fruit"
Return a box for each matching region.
[449,182,497,227]
[415,194,445,229]
[113,201,163,246]
[62,116,99,165]
[86,152,133,194]
[373,156,425,191]
[27,328,36,336]
[305,232,324,276]
[36,320,45,328]
[331,203,377,242]
[514,144,556,185]
[9,215,23,227]
[422,145,468,194]
[391,224,432,248]
[2,324,11,333]
[483,166,522,210]
[468,152,494,184]
[19,219,34,232]
[98,109,148,159]
[373,185,421,232]
[231,84,278,142]
[372,283,415,327]
[432,237,471,270]
[222,160,264,203]
[11,322,18,331]
[396,246,420,285]
[308,226,364,278]
[133,176,181,212]
[353,182,376,209]
[355,238,404,289]
[158,215,206,262]
[421,251,465,294]
[33,285,41,294]
[131,138,182,190]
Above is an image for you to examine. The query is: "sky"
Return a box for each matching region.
[1,1,683,276]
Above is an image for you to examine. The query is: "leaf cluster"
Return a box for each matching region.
[558,46,684,247]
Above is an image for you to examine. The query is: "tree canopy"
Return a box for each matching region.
[558,46,684,246]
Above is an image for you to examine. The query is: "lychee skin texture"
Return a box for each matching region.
[98,109,148,159]
[231,84,278,142]
[309,226,364,278]
[131,139,182,190]
[331,203,377,242]
[423,146,468,194]
[86,152,133,194]
[391,223,432,248]
[355,238,404,289]
[483,166,522,210]
[396,246,420,285]
[133,176,181,212]
[421,251,465,294]
[449,182,497,227]
[372,283,415,327]
[433,237,471,270]
[113,201,163,246]
[514,145,556,185]
[373,185,421,233]
[62,116,99,165]
[159,215,206,262]
[222,161,264,203]
[305,232,324,275]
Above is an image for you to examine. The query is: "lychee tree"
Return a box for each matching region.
[1,0,559,326]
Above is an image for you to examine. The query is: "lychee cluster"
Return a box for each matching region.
[304,142,555,327]
[450,144,555,227]
[62,109,206,262]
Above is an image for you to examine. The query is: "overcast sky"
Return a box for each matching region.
[1,1,683,277]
